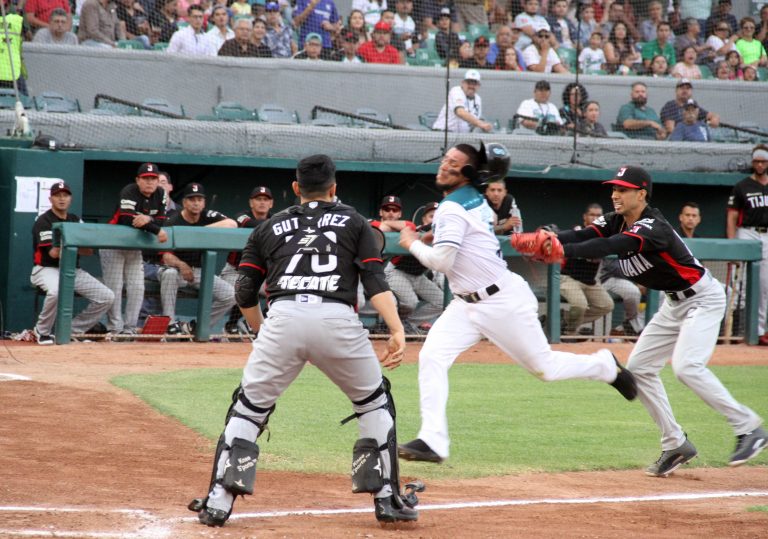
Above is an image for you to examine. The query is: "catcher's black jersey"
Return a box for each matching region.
[226,210,267,268]
[571,206,705,291]
[32,210,82,267]
[166,209,230,267]
[727,177,768,227]
[107,183,167,235]
[239,200,389,306]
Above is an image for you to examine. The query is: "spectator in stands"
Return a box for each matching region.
[714,59,730,80]
[373,195,443,333]
[264,2,296,57]
[30,181,115,345]
[249,19,274,56]
[616,81,666,140]
[352,0,384,27]
[669,99,711,142]
[79,0,125,47]
[574,3,597,47]
[432,69,492,132]
[150,0,179,43]
[704,0,737,38]
[560,203,614,337]
[725,49,744,79]
[559,82,587,132]
[647,53,670,77]
[671,46,703,79]
[32,8,78,45]
[743,64,759,82]
[487,24,523,68]
[735,17,768,68]
[332,30,363,62]
[523,27,568,73]
[579,31,606,74]
[577,100,608,138]
[516,79,564,133]
[293,0,341,58]
[116,0,152,48]
[600,0,639,43]
[422,0,458,37]
[677,202,701,238]
[158,182,237,335]
[678,0,711,25]
[357,20,402,63]
[101,163,168,337]
[514,0,551,52]
[218,18,259,56]
[603,21,640,73]
[24,0,71,35]
[434,7,462,61]
[485,180,522,235]
[205,5,233,52]
[642,21,675,71]
[639,0,668,45]
[660,78,719,136]
[546,0,574,49]
[167,4,217,54]
[220,185,273,334]
[346,9,370,44]
[460,35,493,69]
[707,20,737,65]
[494,44,523,70]
[393,0,416,57]
[253,0,268,21]
[599,258,645,336]
[230,0,252,16]
[675,18,713,66]
[293,31,325,59]
[379,9,407,59]
[453,0,486,32]
[757,5,768,53]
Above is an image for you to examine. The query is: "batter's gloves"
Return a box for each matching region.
[509,229,564,264]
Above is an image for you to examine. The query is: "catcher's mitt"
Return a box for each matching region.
[509,229,564,264]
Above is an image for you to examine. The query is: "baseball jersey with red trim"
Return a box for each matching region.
[32,210,81,267]
[238,201,389,306]
[107,183,167,235]
[727,176,768,227]
[166,209,230,267]
[226,210,268,267]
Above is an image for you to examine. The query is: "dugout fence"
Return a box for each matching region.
[50,223,762,346]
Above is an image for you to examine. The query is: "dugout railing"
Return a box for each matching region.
[52,223,762,345]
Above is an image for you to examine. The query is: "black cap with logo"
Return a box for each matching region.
[250,186,273,199]
[50,181,72,196]
[380,195,402,209]
[603,166,652,198]
[182,183,206,198]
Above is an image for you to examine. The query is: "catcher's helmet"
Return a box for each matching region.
[461,142,511,186]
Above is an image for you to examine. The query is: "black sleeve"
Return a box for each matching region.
[558,226,600,244]
[356,218,390,297]
[238,222,268,290]
[563,233,641,259]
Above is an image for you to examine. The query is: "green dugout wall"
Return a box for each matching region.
[0,144,751,333]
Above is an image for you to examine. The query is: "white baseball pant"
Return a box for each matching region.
[602,276,645,333]
[735,228,768,335]
[100,248,145,332]
[157,266,236,328]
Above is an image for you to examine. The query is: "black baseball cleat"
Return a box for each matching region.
[398,439,444,463]
[374,495,419,523]
[198,506,230,527]
[729,426,767,466]
[606,351,638,401]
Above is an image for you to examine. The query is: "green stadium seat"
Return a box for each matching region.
[419,111,438,129]
[759,67,768,82]
[606,131,629,139]
[34,91,81,113]
[195,114,221,121]
[212,101,258,121]
[258,103,300,124]
[153,42,169,51]
[0,88,34,110]
[557,47,576,71]
[699,65,713,79]
[355,107,392,128]
[117,39,144,50]
[467,24,491,41]
[309,117,349,127]
[94,100,141,116]
[142,97,185,117]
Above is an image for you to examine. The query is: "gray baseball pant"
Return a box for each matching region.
[602,276,645,333]
[157,266,235,328]
[384,264,444,324]
[100,248,145,332]
[736,228,768,335]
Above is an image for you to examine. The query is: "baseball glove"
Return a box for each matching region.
[509,229,564,264]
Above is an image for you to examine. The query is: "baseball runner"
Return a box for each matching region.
[397,143,637,464]
[101,163,168,336]
[726,144,768,346]
[191,155,420,527]
[30,182,115,344]
[158,183,237,332]
[518,165,766,476]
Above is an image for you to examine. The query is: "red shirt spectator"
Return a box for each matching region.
[357,20,402,64]
[24,0,71,31]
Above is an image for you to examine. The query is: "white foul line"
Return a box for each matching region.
[0,373,31,382]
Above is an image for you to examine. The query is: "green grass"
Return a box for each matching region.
[747,506,768,512]
[111,364,768,480]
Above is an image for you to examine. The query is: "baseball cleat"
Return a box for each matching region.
[606,351,637,401]
[645,438,698,477]
[398,439,444,463]
[374,495,419,524]
[198,506,230,527]
[728,426,767,466]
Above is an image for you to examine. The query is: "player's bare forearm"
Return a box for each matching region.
[370,291,405,369]
[208,219,237,228]
[239,305,263,334]
[726,210,739,239]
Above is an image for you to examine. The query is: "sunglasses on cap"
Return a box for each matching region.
[717,26,730,31]
[537,31,550,37]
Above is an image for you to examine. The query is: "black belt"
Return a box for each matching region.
[456,284,500,303]
[666,287,697,302]
[747,226,768,233]
[270,295,351,307]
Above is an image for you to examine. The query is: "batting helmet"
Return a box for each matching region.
[461,142,510,186]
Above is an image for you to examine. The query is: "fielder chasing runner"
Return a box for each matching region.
[190,155,421,527]
[516,165,766,477]
[397,142,637,465]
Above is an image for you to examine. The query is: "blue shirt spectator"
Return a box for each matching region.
[293,0,341,49]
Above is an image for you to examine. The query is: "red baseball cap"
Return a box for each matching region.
[374,21,392,33]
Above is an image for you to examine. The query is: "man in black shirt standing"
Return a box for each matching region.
[30,182,115,344]
[158,183,237,334]
[554,166,766,476]
[192,155,417,527]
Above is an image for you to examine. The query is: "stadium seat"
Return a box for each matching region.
[699,65,712,79]
[309,117,349,127]
[411,48,442,66]
[141,97,185,117]
[467,24,491,41]
[0,88,34,110]
[355,107,392,128]
[759,67,768,81]
[606,131,629,139]
[557,48,576,71]
[94,100,142,116]
[89,108,118,116]
[419,111,438,129]
[710,126,740,143]
[258,104,300,124]
[117,40,144,50]
[34,91,81,113]
[212,101,258,121]
[153,42,169,51]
